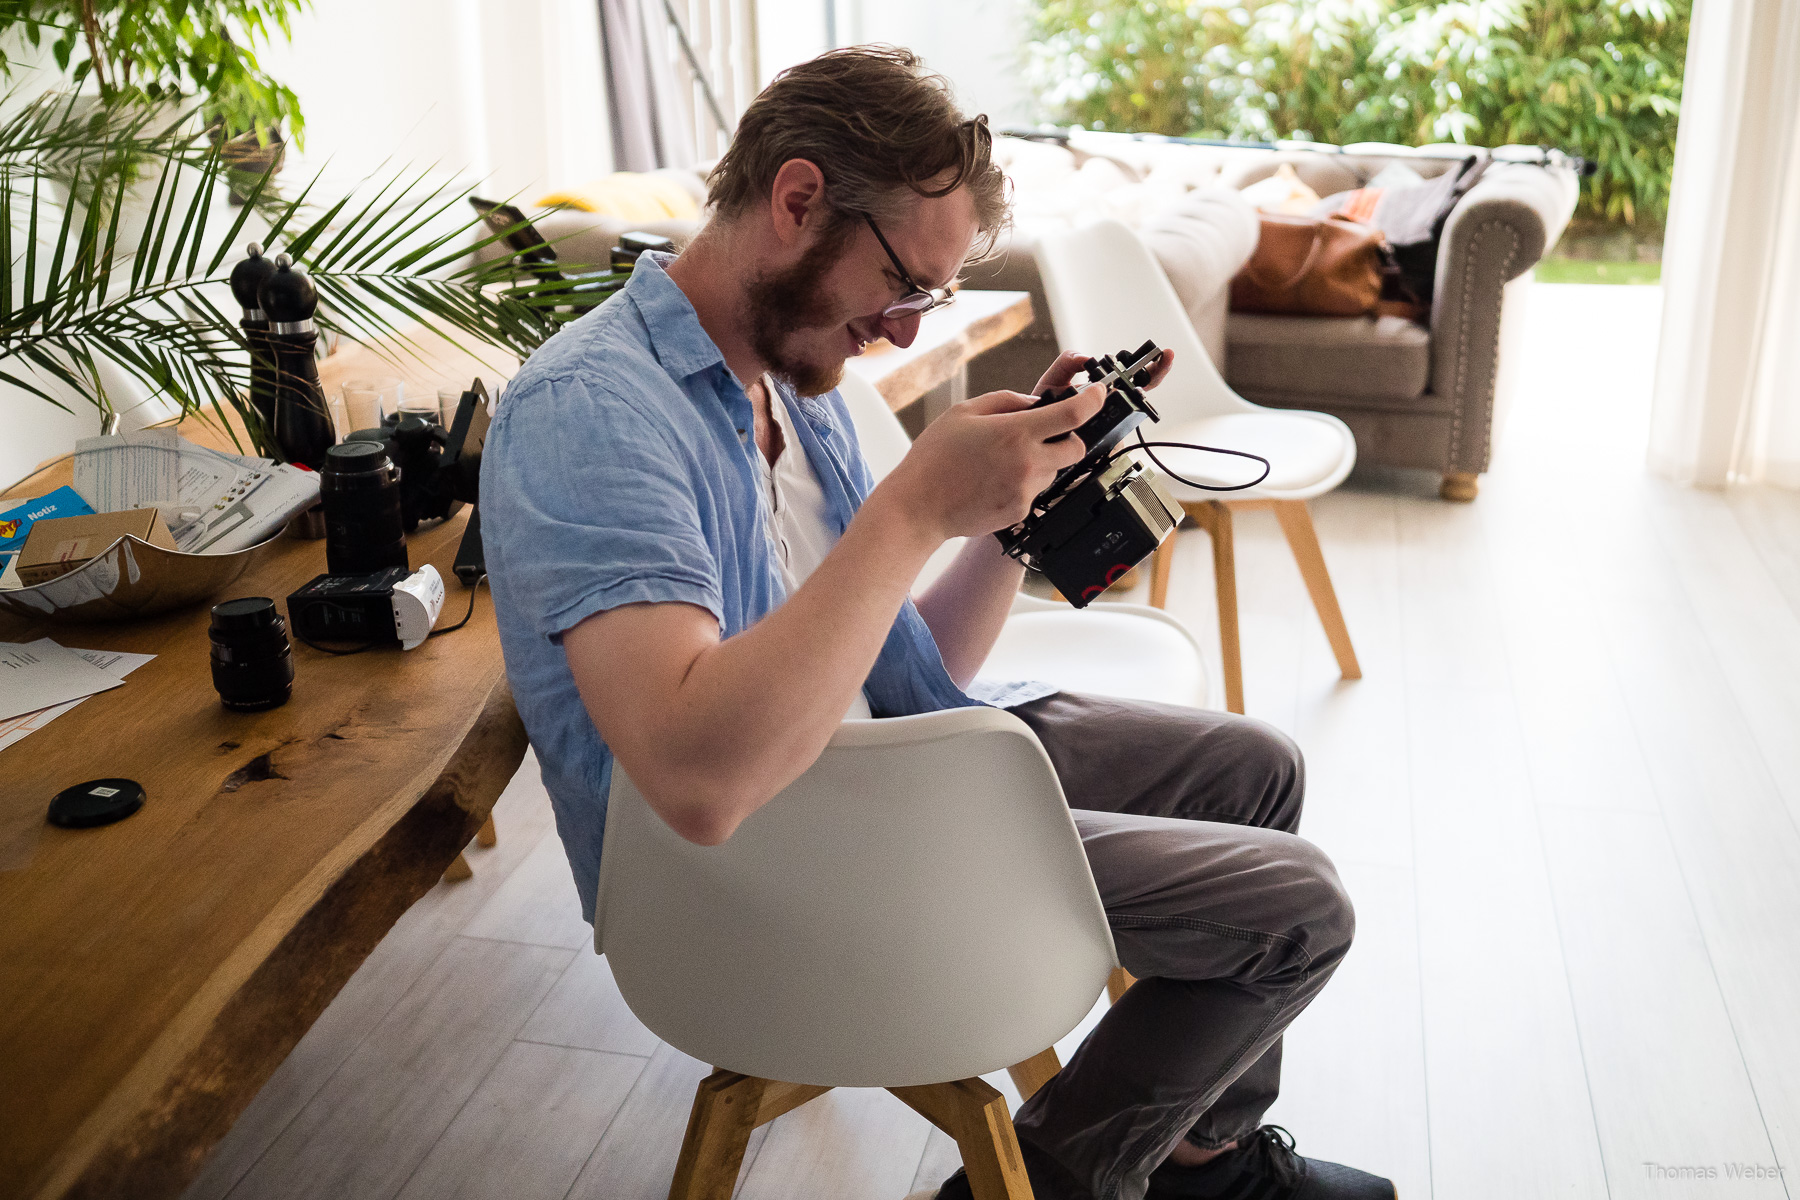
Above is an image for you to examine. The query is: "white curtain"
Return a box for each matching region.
[1648,0,1800,488]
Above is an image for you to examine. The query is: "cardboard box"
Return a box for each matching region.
[16,508,178,586]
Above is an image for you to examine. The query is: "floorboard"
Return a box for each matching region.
[1538,807,1786,1198]
[395,1041,648,1200]
[223,937,571,1200]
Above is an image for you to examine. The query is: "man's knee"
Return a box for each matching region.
[1287,837,1355,969]
[1208,715,1306,830]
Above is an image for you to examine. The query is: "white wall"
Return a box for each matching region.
[261,0,612,201]
[2,0,612,489]
[755,0,1032,124]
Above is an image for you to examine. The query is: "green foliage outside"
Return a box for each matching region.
[1025,0,1690,227]
[0,0,309,145]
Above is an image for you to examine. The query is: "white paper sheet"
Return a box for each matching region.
[0,645,155,752]
[0,638,130,722]
[73,429,182,513]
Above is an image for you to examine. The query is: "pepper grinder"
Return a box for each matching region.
[259,254,336,470]
[230,242,279,453]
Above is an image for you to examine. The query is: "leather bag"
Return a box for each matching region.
[1230,213,1386,317]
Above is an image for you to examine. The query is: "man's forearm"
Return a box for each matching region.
[568,484,943,843]
[914,534,1026,688]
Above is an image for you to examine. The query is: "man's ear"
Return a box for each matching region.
[767,159,829,248]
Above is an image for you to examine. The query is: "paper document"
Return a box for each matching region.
[73,429,182,513]
[0,646,155,753]
[178,460,319,552]
[0,638,128,722]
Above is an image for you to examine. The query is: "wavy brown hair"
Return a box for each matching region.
[706,46,1009,260]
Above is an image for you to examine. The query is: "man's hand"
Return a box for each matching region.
[875,381,1106,541]
[1031,347,1177,399]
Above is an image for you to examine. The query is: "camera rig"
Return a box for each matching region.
[994,341,1186,607]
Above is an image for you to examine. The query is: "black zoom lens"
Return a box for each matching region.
[321,441,409,575]
[210,597,295,711]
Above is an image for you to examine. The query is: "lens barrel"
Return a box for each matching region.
[321,441,409,575]
[210,597,295,711]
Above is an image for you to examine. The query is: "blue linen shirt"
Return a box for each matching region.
[482,252,1051,921]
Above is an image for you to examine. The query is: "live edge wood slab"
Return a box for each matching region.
[0,432,528,1200]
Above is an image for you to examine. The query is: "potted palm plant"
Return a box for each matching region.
[0,88,584,460]
[0,0,308,199]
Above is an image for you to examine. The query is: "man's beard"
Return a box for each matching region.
[744,225,856,397]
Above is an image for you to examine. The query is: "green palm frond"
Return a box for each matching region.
[3,88,593,457]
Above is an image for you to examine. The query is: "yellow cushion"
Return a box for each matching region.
[536,172,701,221]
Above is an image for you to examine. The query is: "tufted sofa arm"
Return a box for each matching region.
[1431,162,1580,478]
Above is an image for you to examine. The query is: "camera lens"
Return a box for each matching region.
[210,597,295,712]
[321,441,409,575]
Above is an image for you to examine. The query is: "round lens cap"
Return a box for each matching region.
[48,778,146,829]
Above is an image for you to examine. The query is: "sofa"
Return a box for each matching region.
[964,132,1580,500]
[490,132,1578,500]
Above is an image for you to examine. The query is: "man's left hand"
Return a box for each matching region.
[1031,347,1177,400]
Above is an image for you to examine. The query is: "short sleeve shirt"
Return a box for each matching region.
[480,253,1050,921]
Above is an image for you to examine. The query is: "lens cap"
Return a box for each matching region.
[48,778,146,829]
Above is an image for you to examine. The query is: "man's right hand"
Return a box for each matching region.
[875,382,1107,540]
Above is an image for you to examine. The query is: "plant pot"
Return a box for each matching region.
[212,126,287,205]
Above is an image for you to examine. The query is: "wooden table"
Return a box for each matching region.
[0,292,1034,1200]
[0,399,528,1200]
[847,290,1033,414]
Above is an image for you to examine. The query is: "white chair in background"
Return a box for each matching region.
[597,708,1117,1200]
[1032,218,1362,714]
[837,368,1211,711]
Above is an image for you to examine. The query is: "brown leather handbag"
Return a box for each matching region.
[1230,213,1386,317]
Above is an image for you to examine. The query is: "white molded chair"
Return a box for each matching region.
[837,368,1211,711]
[1032,218,1362,713]
[598,708,1117,1200]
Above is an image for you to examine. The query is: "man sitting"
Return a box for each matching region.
[482,44,1392,1200]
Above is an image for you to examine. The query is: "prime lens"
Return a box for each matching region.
[321,441,409,575]
[210,597,295,711]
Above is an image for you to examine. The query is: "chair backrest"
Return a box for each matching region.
[1033,217,1256,424]
[596,707,1117,1088]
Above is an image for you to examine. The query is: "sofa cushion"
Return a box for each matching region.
[1225,313,1432,401]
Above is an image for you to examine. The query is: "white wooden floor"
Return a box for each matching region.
[184,283,1800,1200]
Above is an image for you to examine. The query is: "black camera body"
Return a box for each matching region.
[995,341,1184,607]
[345,381,492,531]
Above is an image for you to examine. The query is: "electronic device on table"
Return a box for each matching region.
[995,340,1271,608]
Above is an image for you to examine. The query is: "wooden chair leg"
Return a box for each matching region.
[440,853,472,883]
[1149,527,1177,610]
[1184,501,1243,714]
[476,814,497,847]
[669,1070,832,1200]
[1270,500,1361,681]
[1006,1046,1062,1101]
[892,1078,1034,1200]
[1106,966,1138,1005]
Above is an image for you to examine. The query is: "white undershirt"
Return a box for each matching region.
[759,378,874,720]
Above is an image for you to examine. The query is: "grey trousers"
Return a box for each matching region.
[1006,692,1356,1200]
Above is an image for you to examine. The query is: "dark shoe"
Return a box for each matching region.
[1146,1125,1395,1200]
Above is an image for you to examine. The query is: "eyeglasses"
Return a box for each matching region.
[863,213,957,320]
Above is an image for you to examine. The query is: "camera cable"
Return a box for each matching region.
[1120,432,1273,492]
